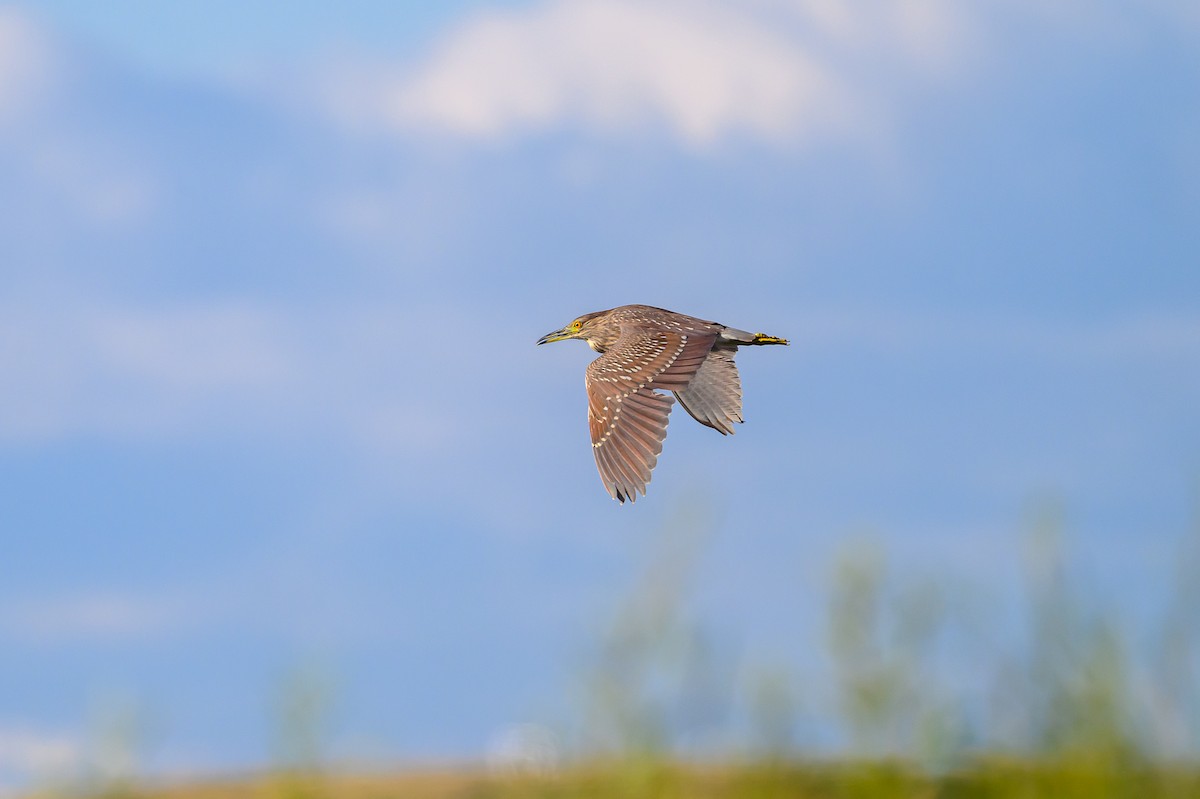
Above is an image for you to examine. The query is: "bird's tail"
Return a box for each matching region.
[718,327,789,345]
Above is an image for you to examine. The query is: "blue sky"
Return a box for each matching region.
[1,0,1198,788]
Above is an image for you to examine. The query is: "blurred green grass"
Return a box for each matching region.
[25,500,1200,798]
[24,759,1200,799]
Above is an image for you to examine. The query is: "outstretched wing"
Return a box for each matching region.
[673,349,743,435]
[587,384,673,504]
[585,327,716,502]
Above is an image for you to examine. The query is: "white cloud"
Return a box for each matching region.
[765,0,968,73]
[0,8,55,124]
[315,0,1200,152]
[311,0,986,151]
[0,727,82,789]
[386,0,852,148]
[0,10,155,227]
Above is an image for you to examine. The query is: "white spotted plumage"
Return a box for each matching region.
[542,304,786,503]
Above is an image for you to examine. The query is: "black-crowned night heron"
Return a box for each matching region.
[537,304,787,503]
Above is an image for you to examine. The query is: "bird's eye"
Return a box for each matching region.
[571,320,583,331]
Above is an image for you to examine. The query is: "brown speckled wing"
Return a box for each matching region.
[673,349,744,435]
[584,327,717,502]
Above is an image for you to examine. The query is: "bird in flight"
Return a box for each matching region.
[537,304,787,503]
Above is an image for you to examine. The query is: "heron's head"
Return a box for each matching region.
[536,311,608,349]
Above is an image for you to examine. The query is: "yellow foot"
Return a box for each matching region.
[752,333,789,345]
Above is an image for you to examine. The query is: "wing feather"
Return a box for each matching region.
[673,349,744,435]
[584,326,716,503]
